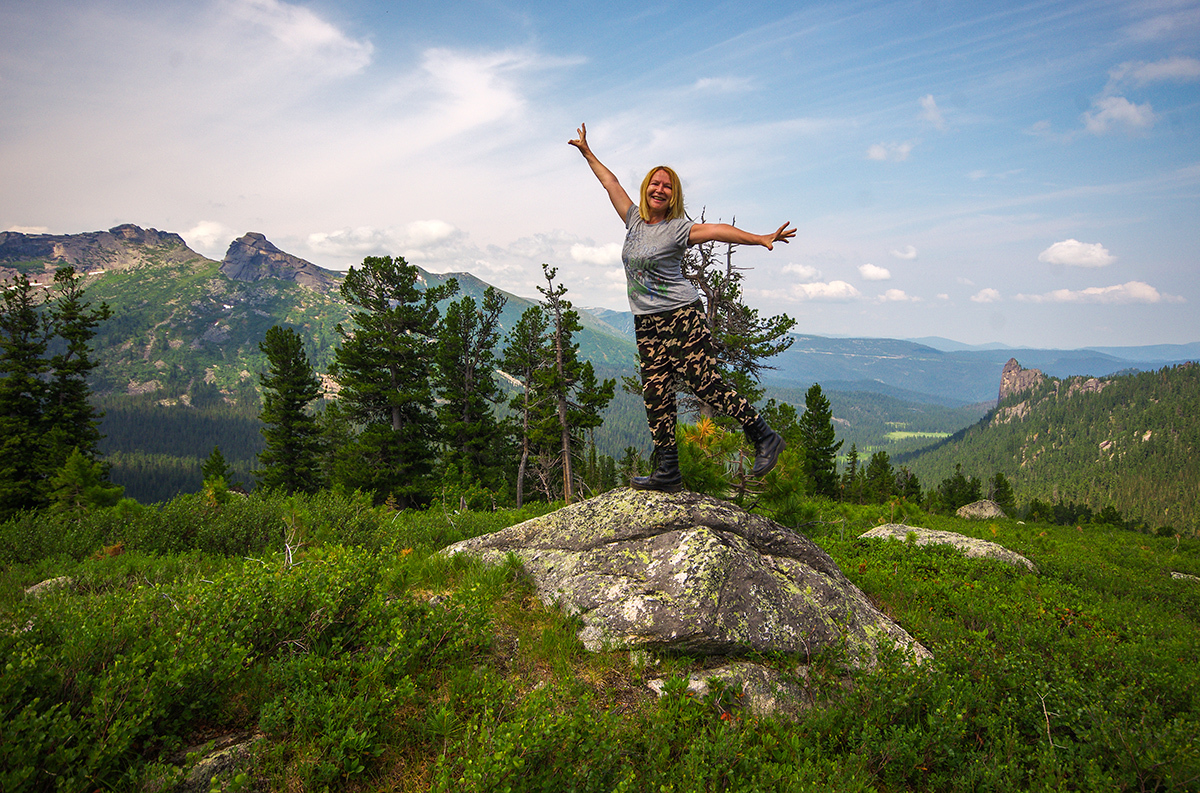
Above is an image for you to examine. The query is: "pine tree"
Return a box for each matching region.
[0,274,50,517]
[840,443,860,503]
[43,267,112,467]
[47,446,124,515]
[257,325,324,494]
[534,266,614,504]
[864,450,895,504]
[328,256,457,507]
[434,287,508,493]
[682,217,796,413]
[202,446,235,486]
[501,305,551,508]
[799,383,843,498]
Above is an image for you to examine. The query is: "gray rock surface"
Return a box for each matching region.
[442,488,931,665]
[24,576,74,598]
[956,499,1007,520]
[220,232,337,293]
[860,524,1037,572]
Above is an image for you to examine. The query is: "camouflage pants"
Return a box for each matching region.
[634,300,757,448]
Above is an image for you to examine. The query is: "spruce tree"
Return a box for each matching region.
[257,325,324,494]
[328,256,457,507]
[798,383,843,498]
[43,267,111,467]
[0,274,50,517]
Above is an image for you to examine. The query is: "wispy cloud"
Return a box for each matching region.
[1016,282,1184,304]
[919,94,946,130]
[782,263,823,281]
[1082,95,1156,135]
[787,281,862,301]
[1108,55,1200,87]
[570,243,622,266]
[971,288,1001,303]
[1038,239,1116,267]
[890,245,917,260]
[867,142,914,161]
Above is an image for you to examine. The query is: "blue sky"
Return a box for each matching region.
[2,0,1198,349]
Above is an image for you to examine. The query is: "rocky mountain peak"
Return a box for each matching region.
[219,233,339,294]
[998,358,1045,402]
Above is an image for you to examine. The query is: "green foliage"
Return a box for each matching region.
[47,446,124,514]
[904,363,1200,534]
[799,383,843,499]
[329,255,459,508]
[257,324,324,494]
[2,492,1199,790]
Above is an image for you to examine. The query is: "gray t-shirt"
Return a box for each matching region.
[622,204,699,315]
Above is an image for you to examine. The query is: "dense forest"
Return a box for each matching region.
[901,363,1200,534]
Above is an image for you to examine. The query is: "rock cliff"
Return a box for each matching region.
[219,232,339,293]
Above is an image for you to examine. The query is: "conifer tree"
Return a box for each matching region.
[434,287,508,493]
[682,219,796,413]
[43,267,111,467]
[257,325,324,494]
[534,265,614,504]
[864,450,895,503]
[48,446,123,515]
[501,305,551,508]
[329,256,457,507]
[798,383,843,498]
[0,274,50,517]
[202,446,235,486]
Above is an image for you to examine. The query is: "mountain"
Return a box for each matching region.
[4,224,1196,506]
[900,360,1200,534]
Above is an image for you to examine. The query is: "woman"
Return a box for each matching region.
[569,123,795,492]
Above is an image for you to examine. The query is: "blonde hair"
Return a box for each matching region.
[638,166,685,222]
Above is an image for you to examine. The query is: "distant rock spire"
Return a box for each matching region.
[998,358,1045,402]
[219,232,338,293]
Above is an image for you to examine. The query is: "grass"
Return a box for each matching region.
[1,490,1198,791]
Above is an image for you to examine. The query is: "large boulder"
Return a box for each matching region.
[860,524,1037,573]
[442,489,930,665]
[956,499,1006,520]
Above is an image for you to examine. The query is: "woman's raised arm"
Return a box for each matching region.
[569,123,634,223]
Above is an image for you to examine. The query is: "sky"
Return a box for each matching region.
[2,0,1198,349]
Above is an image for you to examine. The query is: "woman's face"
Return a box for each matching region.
[645,169,674,216]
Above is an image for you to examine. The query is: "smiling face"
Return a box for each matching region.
[638,165,684,223]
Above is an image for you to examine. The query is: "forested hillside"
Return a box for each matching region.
[902,362,1200,533]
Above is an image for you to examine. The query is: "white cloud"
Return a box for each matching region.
[4,225,51,234]
[1016,282,1184,304]
[971,288,1001,303]
[224,0,372,73]
[1038,239,1116,267]
[182,221,237,258]
[691,77,754,93]
[306,220,465,262]
[919,94,946,130]
[878,288,917,302]
[790,281,861,301]
[1109,56,1200,86]
[570,242,622,266]
[867,142,914,161]
[936,293,950,300]
[890,245,917,260]
[782,263,822,281]
[859,263,891,281]
[1083,96,1156,134]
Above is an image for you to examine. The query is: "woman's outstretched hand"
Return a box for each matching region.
[568,123,590,155]
[764,222,797,250]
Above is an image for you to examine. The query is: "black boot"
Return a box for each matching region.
[744,416,786,477]
[631,445,684,492]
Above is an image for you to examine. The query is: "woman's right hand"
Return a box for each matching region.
[568,123,590,155]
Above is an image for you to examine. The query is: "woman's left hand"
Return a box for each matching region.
[763,222,796,250]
